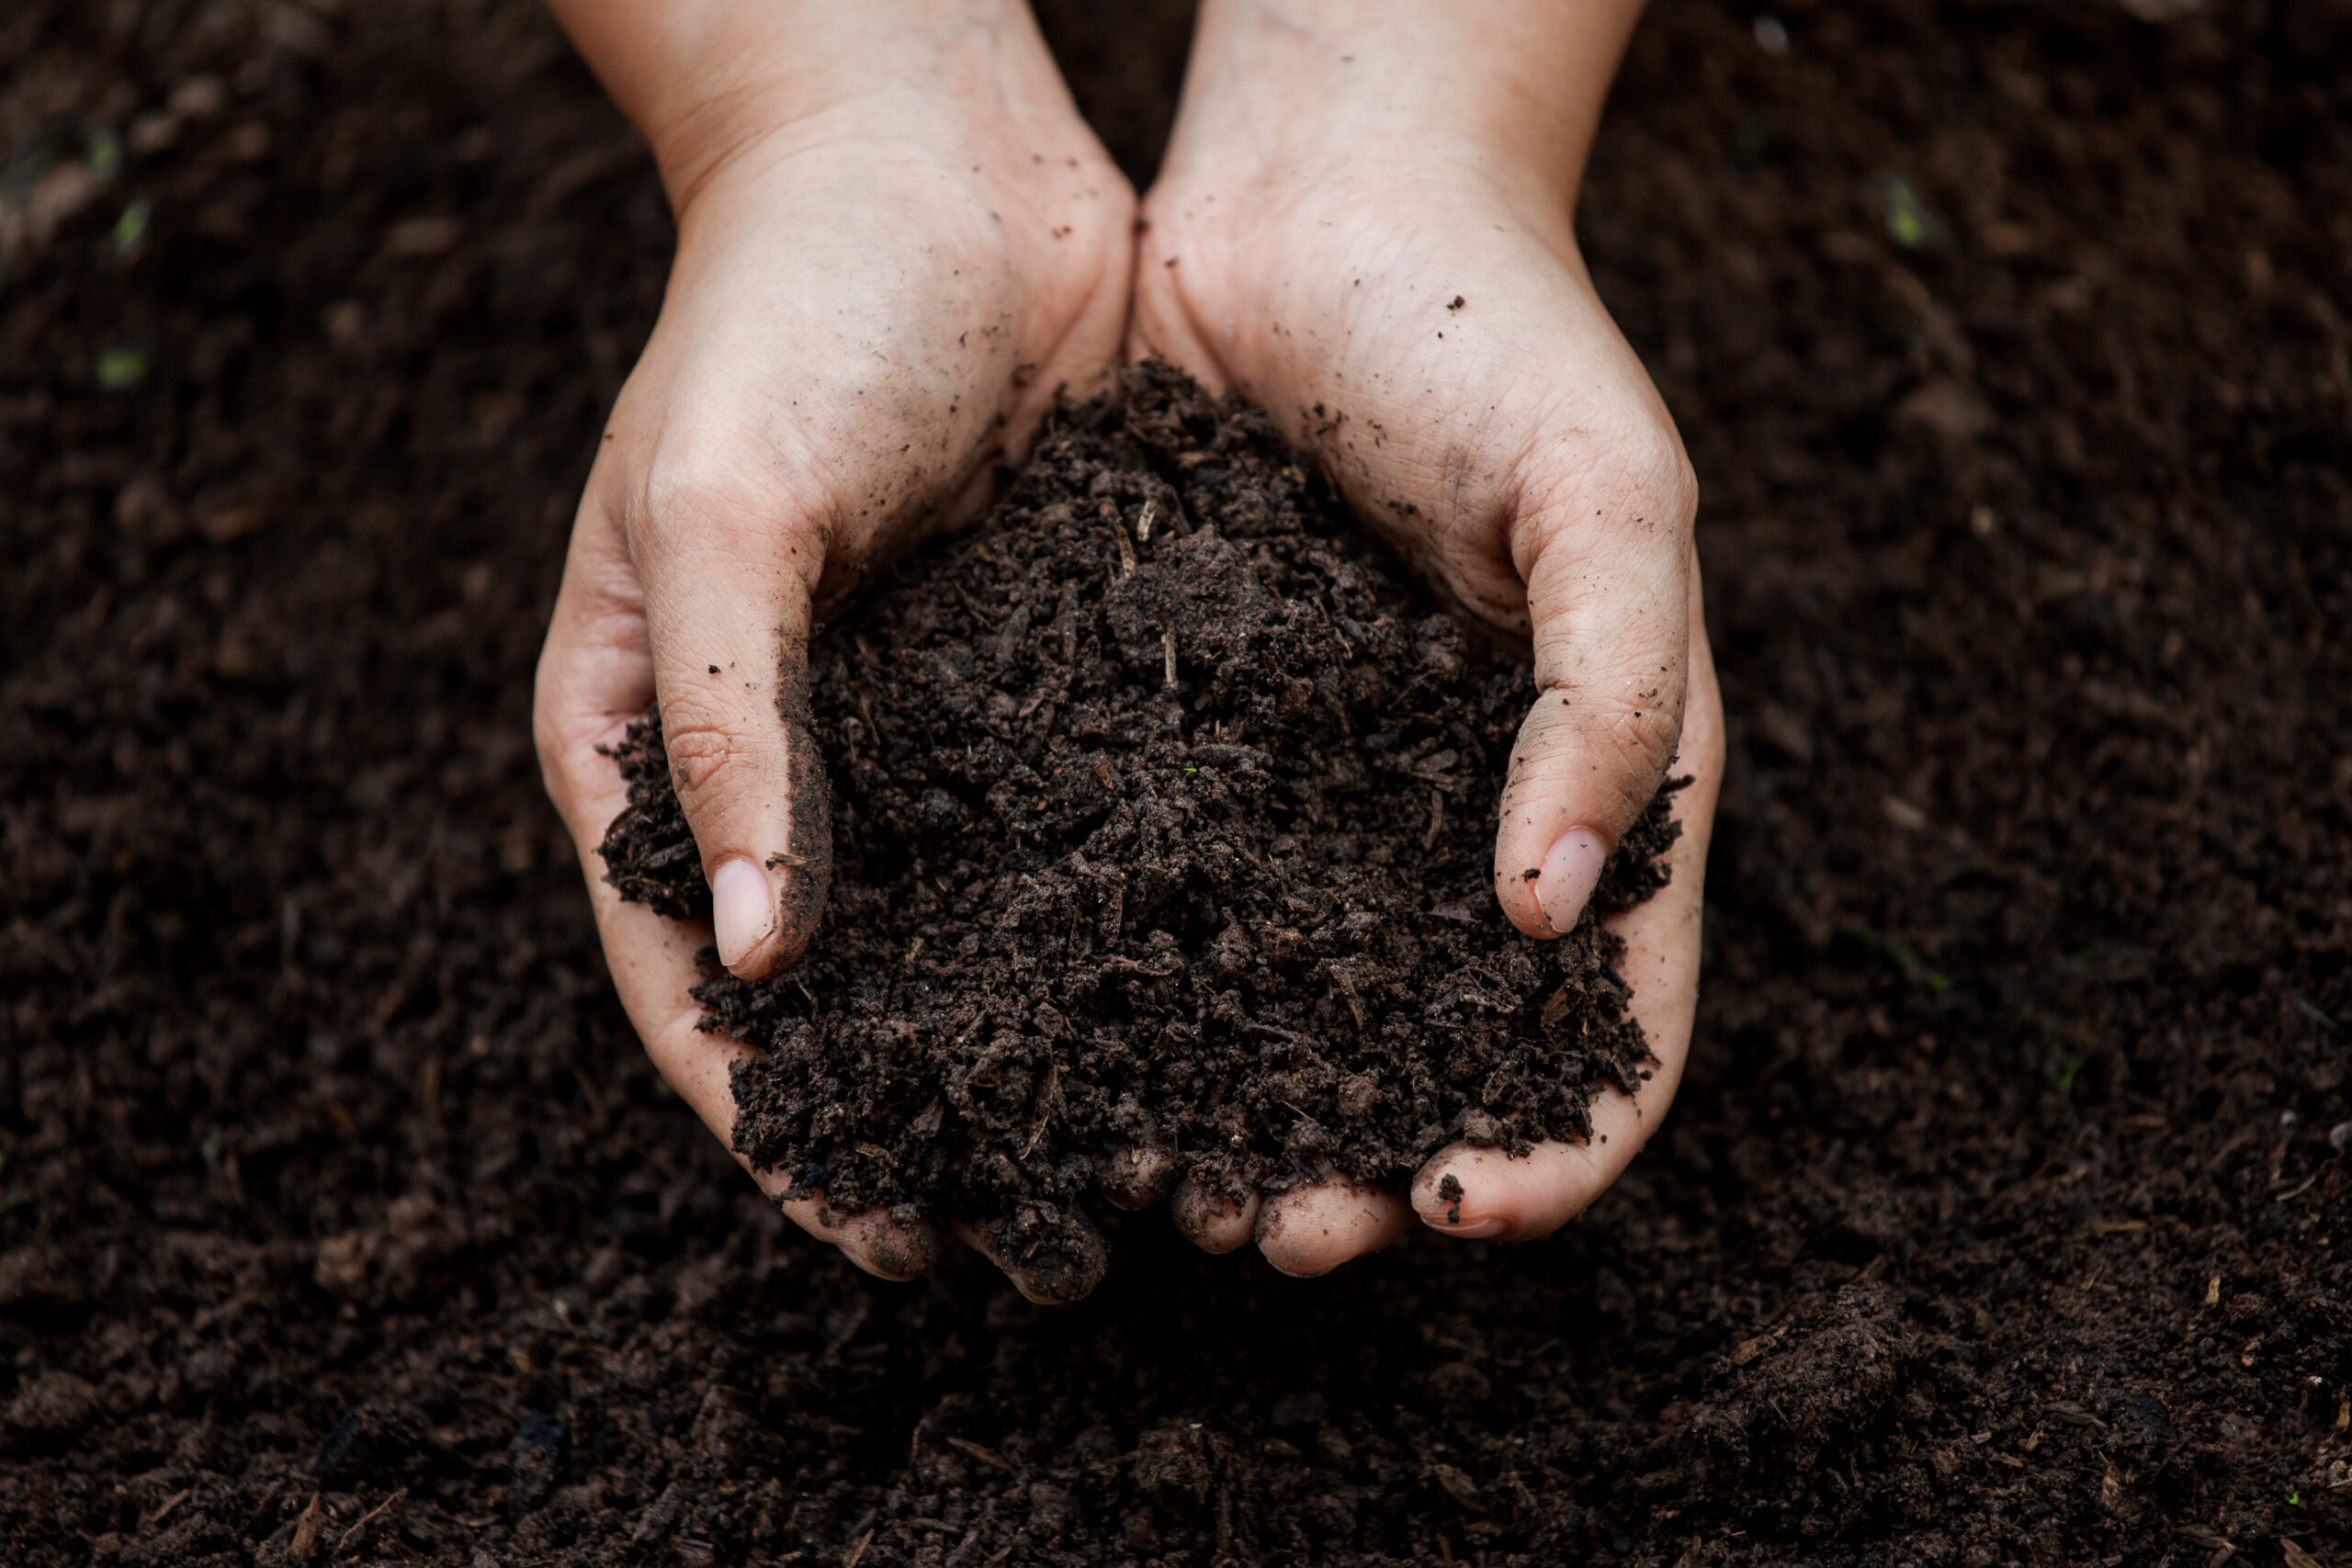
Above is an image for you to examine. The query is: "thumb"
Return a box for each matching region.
[1493,446,1696,939]
[632,468,834,980]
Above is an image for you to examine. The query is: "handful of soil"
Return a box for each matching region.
[601,363,1679,1294]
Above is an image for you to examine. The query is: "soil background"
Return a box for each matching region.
[3,2,2348,1565]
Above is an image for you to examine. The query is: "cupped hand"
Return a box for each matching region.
[1129,2,1724,1277]
[533,24,1134,1297]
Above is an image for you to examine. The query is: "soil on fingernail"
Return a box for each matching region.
[601,364,1681,1292]
[1436,1172,1466,1225]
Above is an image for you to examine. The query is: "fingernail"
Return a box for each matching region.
[1411,1189,1505,1241]
[1421,1172,1507,1237]
[710,855,775,969]
[1537,827,1609,933]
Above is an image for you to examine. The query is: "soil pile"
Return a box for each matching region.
[600,364,1679,1280]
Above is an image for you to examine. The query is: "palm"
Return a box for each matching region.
[1135,160,1677,620]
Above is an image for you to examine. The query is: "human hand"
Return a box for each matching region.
[1129,0,1724,1275]
[532,0,1133,1293]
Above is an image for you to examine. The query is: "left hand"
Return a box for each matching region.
[1127,0,1725,1276]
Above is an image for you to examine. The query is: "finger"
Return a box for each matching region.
[589,811,939,1280]
[535,504,936,1282]
[649,978,939,1282]
[620,444,833,981]
[1420,583,1722,1238]
[1098,1141,1175,1212]
[1409,1111,1655,1243]
[590,832,939,1280]
[951,1213,1109,1305]
[1253,1180,1412,1278]
[1169,1178,1261,1254]
[1493,431,1698,940]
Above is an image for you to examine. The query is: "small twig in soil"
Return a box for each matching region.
[1021,1060,1060,1160]
[1331,966,1367,1031]
[1162,627,1178,689]
[946,1436,1015,1472]
[334,1488,405,1559]
[1136,499,1159,543]
[1016,672,1063,718]
[843,1529,875,1568]
[143,1489,191,1531]
[1114,519,1137,579]
[960,1037,1008,1090]
[291,1493,323,1561]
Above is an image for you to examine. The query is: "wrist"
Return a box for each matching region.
[1160,0,1645,211]
[546,0,1084,216]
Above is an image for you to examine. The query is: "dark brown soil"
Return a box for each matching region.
[4,2,2349,1566]
[597,364,1679,1288]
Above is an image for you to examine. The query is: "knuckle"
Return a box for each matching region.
[1507,687,1685,823]
[657,697,783,811]
[639,432,771,546]
[1522,414,1698,556]
[631,424,838,592]
[1593,691,1685,779]
[1598,706,1683,799]
[661,721,738,797]
[1623,422,1699,536]
[1604,446,1693,550]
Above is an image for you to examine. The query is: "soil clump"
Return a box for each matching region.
[599,364,1679,1287]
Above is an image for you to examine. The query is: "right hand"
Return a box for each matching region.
[532,8,1133,1295]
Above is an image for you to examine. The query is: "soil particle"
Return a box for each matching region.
[600,363,1681,1270]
